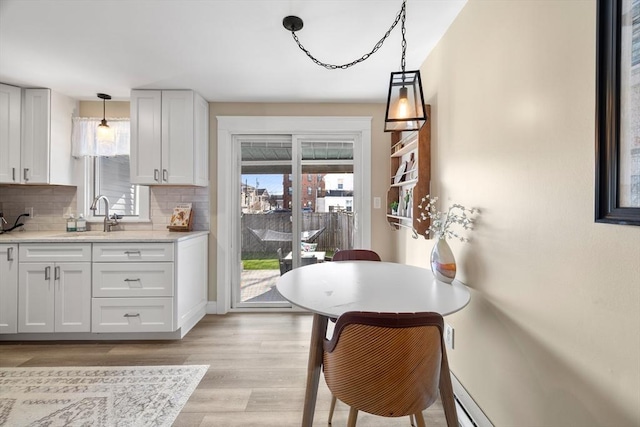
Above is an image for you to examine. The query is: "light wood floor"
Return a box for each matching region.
[0,313,447,427]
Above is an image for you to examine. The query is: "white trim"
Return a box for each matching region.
[217,116,372,315]
[452,372,494,427]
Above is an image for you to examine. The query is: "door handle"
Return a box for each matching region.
[154,169,160,182]
[45,266,50,280]
[23,168,29,182]
[7,247,14,261]
[162,169,168,182]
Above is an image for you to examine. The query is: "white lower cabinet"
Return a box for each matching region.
[2,235,207,339]
[18,244,92,333]
[0,244,18,334]
[92,242,176,333]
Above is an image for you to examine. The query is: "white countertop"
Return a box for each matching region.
[0,230,209,243]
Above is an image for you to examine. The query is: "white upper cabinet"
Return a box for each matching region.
[130,90,209,186]
[0,85,76,185]
[0,83,22,183]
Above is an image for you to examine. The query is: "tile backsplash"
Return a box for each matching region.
[0,185,210,232]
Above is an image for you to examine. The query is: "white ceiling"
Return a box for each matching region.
[0,0,466,103]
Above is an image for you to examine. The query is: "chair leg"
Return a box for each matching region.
[328,395,337,426]
[347,407,358,427]
[414,412,426,427]
[409,414,416,426]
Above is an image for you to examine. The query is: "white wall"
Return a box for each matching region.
[392,1,640,425]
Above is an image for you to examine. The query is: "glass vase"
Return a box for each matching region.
[430,238,456,283]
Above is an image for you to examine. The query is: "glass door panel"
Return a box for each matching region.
[235,137,355,308]
[237,139,292,307]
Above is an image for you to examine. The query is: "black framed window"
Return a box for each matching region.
[596,0,640,225]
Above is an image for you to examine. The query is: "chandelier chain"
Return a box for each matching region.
[289,0,407,70]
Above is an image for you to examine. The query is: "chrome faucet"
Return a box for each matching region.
[90,195,118,232]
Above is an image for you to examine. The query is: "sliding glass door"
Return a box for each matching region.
[234,136,354,308]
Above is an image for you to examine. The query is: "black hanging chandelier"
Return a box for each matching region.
[282,0,426,132]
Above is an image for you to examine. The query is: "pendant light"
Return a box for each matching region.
[96,93,115,147]
[283,0,426,132]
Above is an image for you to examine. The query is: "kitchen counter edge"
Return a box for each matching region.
[0,230,209,243]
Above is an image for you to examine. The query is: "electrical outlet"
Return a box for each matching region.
[444,323,454,350]
[373,197,381,209]
[27,207,34,217]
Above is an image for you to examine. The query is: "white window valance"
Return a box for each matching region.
[72,117,130,157]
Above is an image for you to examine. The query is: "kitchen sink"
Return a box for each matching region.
[51,231,116,238]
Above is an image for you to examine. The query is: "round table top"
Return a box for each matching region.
[276,261,470,318]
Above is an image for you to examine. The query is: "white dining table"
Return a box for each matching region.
[276,261,471,427]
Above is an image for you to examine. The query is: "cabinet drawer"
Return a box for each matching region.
[92,243,174,262]
[91,298,173,333]
[19,244,92,262]
[93,263,174,297]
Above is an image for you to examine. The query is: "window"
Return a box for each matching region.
[91,156,148,219]
[307,186,312,195]
[72,117,149,221]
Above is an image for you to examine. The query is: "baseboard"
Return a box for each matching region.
[206,301,218,314]
[452,372,493,427]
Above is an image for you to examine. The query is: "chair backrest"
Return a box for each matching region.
[323,311,444,418]
[332,249,381,262]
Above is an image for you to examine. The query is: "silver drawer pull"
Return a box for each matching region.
[44,266,50,280]
[54,266,60,280]
[23,168,29,182]
[124,250,141,255]
[7,247,13,261]
[123,313,140,318]
[124,278,141,282]
[12,167,15,182]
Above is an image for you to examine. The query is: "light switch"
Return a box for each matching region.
[373,197,381,209]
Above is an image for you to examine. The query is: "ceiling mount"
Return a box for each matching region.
[282,15,303,32]
[97,93,111,101]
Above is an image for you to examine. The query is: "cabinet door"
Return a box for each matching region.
[194,92,209,186]
[162,90,195,184]
[0,84,21,184]
[130,90,162,184]
[18,262,54,333]
[0,244,18,334]
[21,89,51,184]
[55,262,91,332]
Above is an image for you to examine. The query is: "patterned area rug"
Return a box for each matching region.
[0,365,208,426]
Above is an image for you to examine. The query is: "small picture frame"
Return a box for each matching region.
[167,203,194,232]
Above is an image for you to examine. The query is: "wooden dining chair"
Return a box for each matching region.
[332,249,381,262]
[323,311,457,427]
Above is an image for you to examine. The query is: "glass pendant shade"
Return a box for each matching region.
[384,70,427,132]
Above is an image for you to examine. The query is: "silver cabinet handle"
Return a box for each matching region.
[162,169,168,182]
[123,313,140,318]
[124,250,141,255]
[45,266,50,280]
[7,247,13,261]
[124,278,141,282]
[23,168,29,182]
[12,167,15,182]
[54,266,60,281]
[154,169,159,182]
